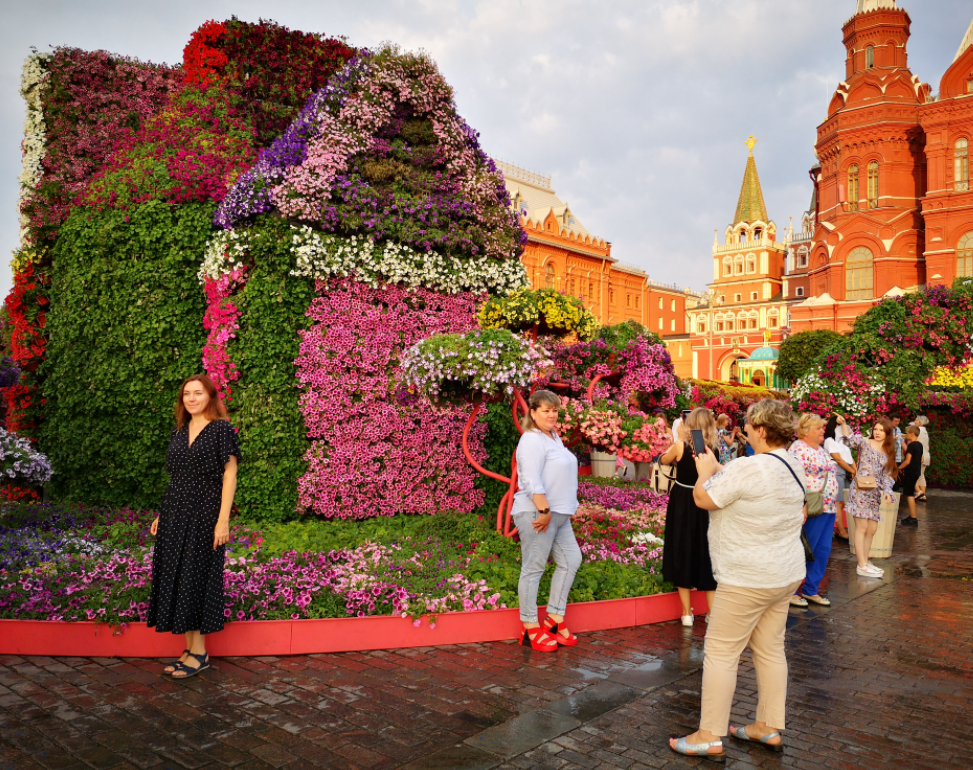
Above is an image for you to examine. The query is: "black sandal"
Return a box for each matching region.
[163,649,190,675]
[171,651,209,679]
[915,494,927,502]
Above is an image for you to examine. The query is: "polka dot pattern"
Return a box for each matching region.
[147,420,241,636]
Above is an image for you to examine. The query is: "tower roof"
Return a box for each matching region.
[734,136,769,225]
[855,0,897,13]
[956,17,973,61]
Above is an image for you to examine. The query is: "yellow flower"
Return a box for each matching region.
[930,364,973,389]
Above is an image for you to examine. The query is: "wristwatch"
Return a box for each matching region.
[538,507,551,515]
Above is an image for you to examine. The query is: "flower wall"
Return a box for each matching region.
[295,279,486,518]
[12,20,527,519]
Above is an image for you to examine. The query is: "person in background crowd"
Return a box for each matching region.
[789,415,838,607]
[891,416,904,465]
[148,374,240,678]
[651,412,672,492]
[716,414,736,464]
[672,409,690,445]
[913,415,931,502]
[512,389,582,652]
[824,417,855,541]
[660,408,719,627]
[835,415,898,578]
[668,399,806,761]
[898,425,924,527]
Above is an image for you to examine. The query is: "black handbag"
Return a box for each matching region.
[767,452,815,563]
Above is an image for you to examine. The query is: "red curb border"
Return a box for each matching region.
[0,590,707,658]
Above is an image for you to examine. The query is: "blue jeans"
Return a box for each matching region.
[512,511,583,623]
[799,513,836,597]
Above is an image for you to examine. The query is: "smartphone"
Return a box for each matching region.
[691,429,707,457]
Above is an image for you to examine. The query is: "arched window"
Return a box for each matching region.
[545,263,556,289]
[846,246,874,300]
[848,165,860,211]
[746,255,757,274]
[723,257,732,276]
[797,246,809,269]
[697,319,706,334]
[956,139,969,192]
[958,231,973,278]
[754,228,763,241]
[738,229,748,243]
[866,46,874,69]
[796,287,805,297]
[768,310,779,329]
[734,256,744,275]
[867,161,879,208]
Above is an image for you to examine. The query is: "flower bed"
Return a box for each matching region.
[0,479,670,625]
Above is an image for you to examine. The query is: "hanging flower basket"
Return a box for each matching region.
[478,288,599,341]
[400,328,552,405]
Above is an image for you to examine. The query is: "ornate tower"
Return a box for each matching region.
[690,137,789,382]
[792,0,930,332]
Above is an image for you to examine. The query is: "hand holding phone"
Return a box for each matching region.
[691,429,707,458]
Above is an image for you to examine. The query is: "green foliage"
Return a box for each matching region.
[474,401,520,520]
[598,320,662,350]
[777,329,843,383]
[230,216,314,523]
[41,201,211,507]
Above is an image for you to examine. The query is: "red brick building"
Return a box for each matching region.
[498,160,701,343]
[790,2,973,333]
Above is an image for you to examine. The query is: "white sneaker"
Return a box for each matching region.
[681,614,694,627]
[866,562,884,575]
[856,565,881,578]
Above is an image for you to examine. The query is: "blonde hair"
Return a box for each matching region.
[915,415,929,427]
[679,407,718,450]
[716,414,729,429]
[796,413,826,440]
[746,399,796,448]
[521,389,561,432]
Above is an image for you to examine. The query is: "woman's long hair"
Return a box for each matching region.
[824,415,839,442]
[679,407,719,450]
[872,418,899,479]
[175,374,229,430]
[521,389,560,432]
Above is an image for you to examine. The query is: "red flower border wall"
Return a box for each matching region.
[0,591,706,658]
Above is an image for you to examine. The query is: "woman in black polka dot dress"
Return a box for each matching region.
[147,374,241,678]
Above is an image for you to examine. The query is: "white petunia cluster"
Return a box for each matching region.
[288,226,528,296]
[631,532,664,547]
[197,229,254,284]
[18,52,52,246]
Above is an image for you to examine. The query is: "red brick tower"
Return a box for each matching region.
[791,0,930,332]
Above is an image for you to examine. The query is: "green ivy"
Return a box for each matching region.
[41,201,212,507]
[228,216,314,523]
[777,329,843,384]
[474,401,521,521]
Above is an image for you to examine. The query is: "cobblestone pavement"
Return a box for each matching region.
[2,492,972,770]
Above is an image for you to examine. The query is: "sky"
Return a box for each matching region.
[1,0,971,300]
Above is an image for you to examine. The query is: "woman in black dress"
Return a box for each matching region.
[148,374,240,678]
[660,408,718,626]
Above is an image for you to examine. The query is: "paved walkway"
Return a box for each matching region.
[2,492,972,770]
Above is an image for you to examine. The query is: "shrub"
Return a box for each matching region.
[777,329,843,384]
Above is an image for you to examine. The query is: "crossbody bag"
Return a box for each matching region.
[766,452,815,563]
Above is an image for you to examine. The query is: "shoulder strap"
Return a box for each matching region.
[766,452,806,504]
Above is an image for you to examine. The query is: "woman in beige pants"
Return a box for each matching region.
[669,399,807,762]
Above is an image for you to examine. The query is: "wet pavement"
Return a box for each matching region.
[1,491,972,770]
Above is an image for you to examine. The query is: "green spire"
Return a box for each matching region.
[734,135,769,225]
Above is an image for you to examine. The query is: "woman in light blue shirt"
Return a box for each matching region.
[512,389,582,653]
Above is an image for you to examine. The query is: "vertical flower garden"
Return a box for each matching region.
[1,19,688,629]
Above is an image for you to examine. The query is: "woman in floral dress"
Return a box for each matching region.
[788,415,838,607]
[835,415,897,578]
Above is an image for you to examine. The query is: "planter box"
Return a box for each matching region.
[0,590,707,658]
[591,451,617,478]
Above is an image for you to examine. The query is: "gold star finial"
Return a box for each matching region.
[746,135,758,154]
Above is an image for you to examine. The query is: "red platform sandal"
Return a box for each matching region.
[520,626,559,652]
[544,616,579,647]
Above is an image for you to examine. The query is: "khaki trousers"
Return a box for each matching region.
[699,580,802,736]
